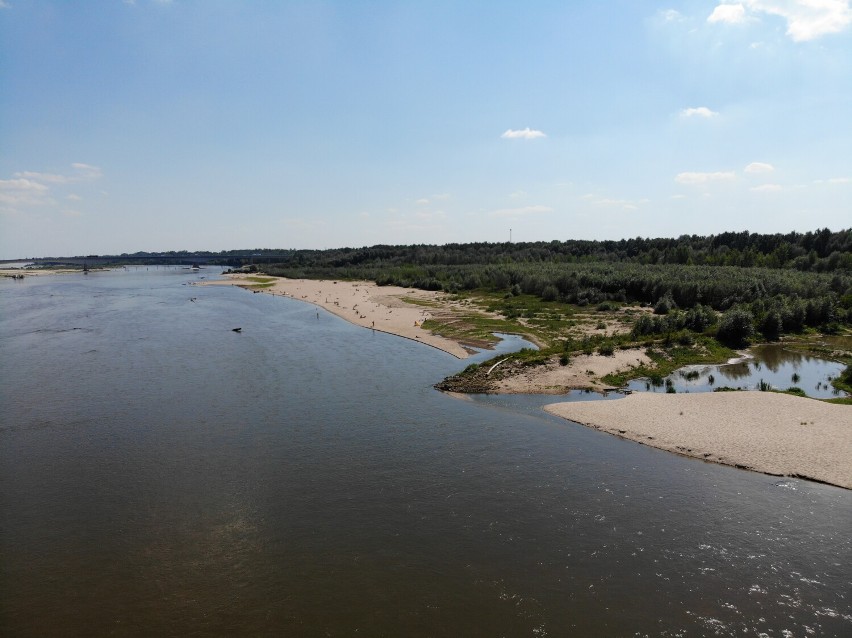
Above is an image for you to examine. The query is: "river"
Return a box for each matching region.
[1,269,850,636]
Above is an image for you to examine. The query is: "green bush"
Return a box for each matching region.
[717,307,754,347]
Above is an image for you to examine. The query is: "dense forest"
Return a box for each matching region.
[263,228,852,272]
[254,229,852,342]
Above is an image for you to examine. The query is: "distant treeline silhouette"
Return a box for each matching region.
[257,229,851,332]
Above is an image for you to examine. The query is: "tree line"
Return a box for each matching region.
[259,229,852,342]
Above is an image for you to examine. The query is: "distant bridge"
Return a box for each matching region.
[8,253,296,267]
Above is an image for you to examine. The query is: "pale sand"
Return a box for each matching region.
[545,392,852,489]
[495,349,651,393]
[205,275,471,358]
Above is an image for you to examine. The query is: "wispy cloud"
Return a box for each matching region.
[501,128,546,140]
[488,204,553,218]
[708,3,749,24]
[750,183,782,192]
[708,1,852,41]
[1,163,103,216]
[681,106,719,118]
[660,9,685,22]
[814,176,852,184]
[0,1,11,9]
[0,178,52,207]
[14,163,103,185]
[675,171,736,185]
[744,161,774,173]
[70,163,103,179]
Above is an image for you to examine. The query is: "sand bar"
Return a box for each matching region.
[205,274,471,358]
[494,350,652,393]
[545,392,852,489]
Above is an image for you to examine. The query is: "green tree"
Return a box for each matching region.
[717,308,755,347]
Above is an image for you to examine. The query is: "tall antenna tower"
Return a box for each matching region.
[509,228,512,243]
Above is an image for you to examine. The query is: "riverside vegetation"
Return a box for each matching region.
[247,229,852,399]
[46,229,852,397]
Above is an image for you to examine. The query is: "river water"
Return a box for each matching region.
[1,269,850,637]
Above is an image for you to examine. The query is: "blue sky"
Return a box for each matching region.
[1,0,850,258]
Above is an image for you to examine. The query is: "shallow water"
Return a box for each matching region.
[1,270,850,637]
[627,343,848,398]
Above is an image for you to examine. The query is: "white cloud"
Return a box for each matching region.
[752,0,852,41]
[501,128,546,140]
[14,171,71,184]
[0,1,11,9]
[681,106,719,118]
[708,3,748,24]
[14,163,103,185]
[744,161,775,173]
[0,178,52,207]
[709,1,852,41]
[488,205,553,218]
[1,164,102,216]
[415,198,430,205]
[751,183,782,192]
[675,171,737,184]
[0,178,49,193]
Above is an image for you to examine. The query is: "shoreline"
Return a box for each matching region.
[544,392,852,489]
[204,274,472,358]
[209,274,851,489]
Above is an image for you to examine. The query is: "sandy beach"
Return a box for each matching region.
[206,274,852,488]
[494,349,652,393]
[545,392,852,489]
[205,274,471,358]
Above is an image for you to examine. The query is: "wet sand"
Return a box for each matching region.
[545,392,852,489]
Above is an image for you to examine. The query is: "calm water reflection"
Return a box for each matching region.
[627,343,848,398]
[1,270,850,637]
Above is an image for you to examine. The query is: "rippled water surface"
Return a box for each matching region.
[1,270,850,637]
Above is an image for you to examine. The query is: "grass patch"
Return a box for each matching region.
[825,396,852,405]
[601,337,736,387]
